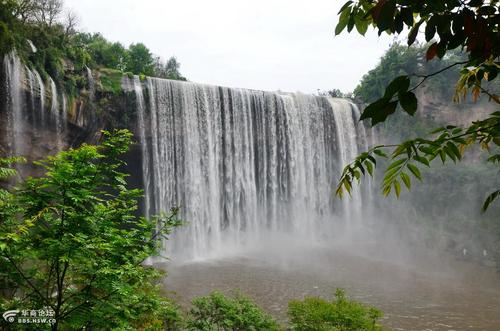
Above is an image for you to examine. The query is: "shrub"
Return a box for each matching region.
[188,291,282,331]
[287,289,386,331]
[99,68,123,94]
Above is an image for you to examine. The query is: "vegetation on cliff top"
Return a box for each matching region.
[0,0,187,98]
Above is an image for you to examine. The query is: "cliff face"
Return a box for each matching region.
[0,54,141,180]
[415,88,497,127]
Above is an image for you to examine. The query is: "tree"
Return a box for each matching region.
[288,289,385,331]
[321,88,351,98]
[0,1,17,54]
[0,130,183,330]
[152,56,187,81]
[335,0,500,212]
[164,56,187,81]
[86,34,128,71]
[126,42,155,76]
[31,0,63,26]
[62,9,79,40]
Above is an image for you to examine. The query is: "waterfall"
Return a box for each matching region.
[134,77,151,219]
[48,77,66,149]
[25,66,35,109]
[2,52,66,158]
[328,99,363,227]
[131,77,369,260]
[86,67,95,100]
[27,40,37,53]
[33,70,45,123]
[3,53,24,157]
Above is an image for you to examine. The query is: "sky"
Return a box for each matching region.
[64,0,396,94]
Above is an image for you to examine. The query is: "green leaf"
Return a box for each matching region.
[335,8,351,35]
[347,14,356,32]
[436,41,447,58]
[425,18,436,41]
[439,149,447,163]
[394,180,401,197]
[407,20,423,46]
[373,149,388,158]
[365,160,374,176]
[399,91,418,115]
[430,127,446,134]
[400,7,413,26]
[384,75,410,99]
[372,100,398,125]
[414,155,430,167]
[377,1,396,34]
[338,1,353,14]
[355,16,369,35]
[382,184,392,196]
[407,163,422,181]
[400,172,411,189]
[482,190,500,212]
[446,142,462,160]
[386,158,406,172]
[360,98,389,121]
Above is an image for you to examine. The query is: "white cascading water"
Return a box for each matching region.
[130,77,370,260]
[49,77,65,149]
[3,53,24,157]
[329,98,363,228]
[86,66,95,101]
[3,52,66,157]
[34,70,45,123]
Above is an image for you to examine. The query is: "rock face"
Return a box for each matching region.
[0,53,140,178]
[1,54,94,159]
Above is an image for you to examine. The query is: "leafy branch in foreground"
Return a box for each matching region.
[337,0,499,126]
[337,112,500,212]
[335,0,500,212]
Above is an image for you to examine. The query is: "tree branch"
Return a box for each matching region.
[2,253,54,309]
[410,60,469,91]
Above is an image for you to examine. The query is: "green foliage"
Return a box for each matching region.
[0,130,183,330]
[353,43,467,104]
[85,33,128,71]
[126,43,155,76]
[320,89,351,99]
[336,0,500,211]
[338,0,499,122]
[0,21,15,54]
[287,289,385,331]
[99,68,123,94]
[154,56,187,81]
[0,1,17,54]
[337,112,500,211]
[187,291,282,331]
[1,1,187,100]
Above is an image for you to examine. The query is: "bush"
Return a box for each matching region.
[287,289,385,331]
[99,68,123,94]
[187,291,282,331]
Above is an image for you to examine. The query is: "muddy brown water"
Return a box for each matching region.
[161,242,500,330]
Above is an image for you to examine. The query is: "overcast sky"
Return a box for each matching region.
[64,0,396,94]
